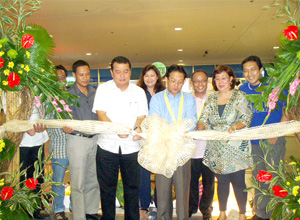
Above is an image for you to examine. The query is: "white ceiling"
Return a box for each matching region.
[27,0,287,70]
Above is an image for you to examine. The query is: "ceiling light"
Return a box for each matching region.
[86,53,92,56]
[177,49,183,52]
[174,27,182,31]
[179,60,183,62]
[50,35,53,38]
[273,46,279,49]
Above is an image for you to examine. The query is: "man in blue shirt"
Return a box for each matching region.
[149,64,197,220]
[239,56,288,220]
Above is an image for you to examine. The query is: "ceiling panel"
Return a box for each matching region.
[26,0,287,69]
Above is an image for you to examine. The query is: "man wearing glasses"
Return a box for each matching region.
[189,70,215,220]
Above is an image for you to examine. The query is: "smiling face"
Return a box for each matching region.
[242,61,263,86]
[192,71,208,95]
[144,69,158,89]
[111,62,131,90]
[72,65,90,89]
[166,71,185,96]
[214,71,233,92]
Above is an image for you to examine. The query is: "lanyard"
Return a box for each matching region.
[197,103,205,121]
[164,90,184,122]
[197,92,209,121]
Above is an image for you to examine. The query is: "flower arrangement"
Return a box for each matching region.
[244,1,300,219]
[0,147,58,220]
[248,142,300,220]
[0,1,74,218]
[0,0,77,119]
[246,0,300,124]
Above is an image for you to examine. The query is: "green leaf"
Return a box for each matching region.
[21,11,34,20]
[2,15,14,24]
[41,197,50,211]
[257,194,263,206]
[45,103,55,116]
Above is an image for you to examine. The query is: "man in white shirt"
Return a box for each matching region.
[92,56,148,220]
[188,70,215,220]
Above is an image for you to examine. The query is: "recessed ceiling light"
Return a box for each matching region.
[273,46,280,49]
[50,35,53,38]
[174,27,182,31]
[86,53,92,56]
[177,49,183,52]
[179,60,183,62]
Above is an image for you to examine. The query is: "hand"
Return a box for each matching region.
[227,125,237,134]
[63,126,74,134]
[33,123,47,133]
[268,137,278,145]
[118,134,129,138]
[26,128,36,136]
[133,127,142,141]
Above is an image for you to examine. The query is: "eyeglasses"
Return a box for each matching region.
[192,80,207,84]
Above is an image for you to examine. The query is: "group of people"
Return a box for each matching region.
[19,55,287,220]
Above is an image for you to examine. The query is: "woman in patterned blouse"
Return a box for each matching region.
[196,65,253,220]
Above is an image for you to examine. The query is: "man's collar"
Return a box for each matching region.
[111,80,131,91]
[73,83,90,95]
[194,91,207,99]
[166,89,182,98]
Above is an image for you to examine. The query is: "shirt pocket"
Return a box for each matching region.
[129,100,138,116]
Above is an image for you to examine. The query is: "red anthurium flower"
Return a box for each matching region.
[25,178,38,189]
[21,34,35,49]
[273,185,288,197]
[283,25,299,40]
[7,72,21,88]
[256,170,273,182]
[1,186,14,201]
[0,57,4,69]
[294,219,300,220]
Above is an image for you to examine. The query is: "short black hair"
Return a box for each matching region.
[166,64,187,79]
[241,55,263,69]
[72,60,90,73]
[191,69,208,81]
[111,56,131,70]
[56,65,68,77]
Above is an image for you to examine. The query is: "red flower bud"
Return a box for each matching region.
[21,34,35,49]
[256,170,272,182]
[0,57,4,69]
[25,178,38,189]
[7,72,21,88]
[283,25,299,40]
[1,186,14,201]
[273,185,288,197]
